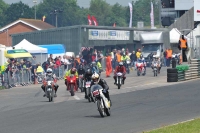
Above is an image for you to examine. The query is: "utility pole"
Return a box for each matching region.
[33,0,37,19]
[159,0,162,28]
[50,9,63,27]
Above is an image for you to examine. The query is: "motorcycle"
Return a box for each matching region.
[91,84,111,117]
[152,62,158,77]
[78,75,85,92]
[85,80,93,102]
[66,74,77,96]
[43,79,54,102]
[124,60,131,74]
[115,72,123,89]
[136,61,146,76]
[36,72,43,84]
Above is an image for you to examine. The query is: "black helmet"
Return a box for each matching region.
[86,68,92,74]
[140,54,143,59]
[79,64,83,70]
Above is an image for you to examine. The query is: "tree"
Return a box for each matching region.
[0,0,8,27]
[4,1,33,25]
[37,0,81,27]
[89,0,112,26]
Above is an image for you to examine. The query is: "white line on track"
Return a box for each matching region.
[74,95,81,100]
[123,82,157,89]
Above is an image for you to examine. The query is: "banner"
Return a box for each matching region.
[89,29,130,40]
[128,3,133,28]
[194,0,200,21]
[150,2,154,29]
[87,15,92,25]
[91,16,98,26]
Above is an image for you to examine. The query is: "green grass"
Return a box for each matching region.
[144,119,200,133]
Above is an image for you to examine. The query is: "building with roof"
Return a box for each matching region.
[0,18,55,46]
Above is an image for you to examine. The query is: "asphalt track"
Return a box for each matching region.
[0,68,200,133]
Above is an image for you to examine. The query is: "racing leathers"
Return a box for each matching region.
[151,59,161,73]
[113,66,126,84]
[91,78,111,102]
[41,74,59,97]
[83,71,93,98]
[136,58,146,71]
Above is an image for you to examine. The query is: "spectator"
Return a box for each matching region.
[130,51,136,67]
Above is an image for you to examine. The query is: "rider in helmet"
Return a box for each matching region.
[64,67,78,87]
[41,68,59,97]
[78,64,85,75]
[90,61,99,74]
[151,56,161,73]
[113,62,126,84]
[74,55,80,69]
[83,68,93,99]
[91,72,111,104]
[137,54,146,71]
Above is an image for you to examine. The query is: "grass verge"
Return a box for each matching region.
[144,118,200,133]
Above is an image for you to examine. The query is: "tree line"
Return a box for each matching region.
[0,0,159,28]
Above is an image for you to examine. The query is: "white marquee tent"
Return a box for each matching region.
[14,39,47,53]
[14,39,48,63]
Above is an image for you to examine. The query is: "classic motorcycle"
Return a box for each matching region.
[66,74,77,96]
[78,75,85,92]
[36,72,43,84]
[85,80,93,102]
[91,84,111,117]
[124,60,131,74]
[136,61,146,76]
[115,72,123,89]
[43,79,54,102]
[152,62,158,77]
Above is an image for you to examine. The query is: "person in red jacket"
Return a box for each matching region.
[113,62,126,84]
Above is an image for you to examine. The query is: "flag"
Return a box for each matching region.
[128,3,133,28]
[113,22,116,27]
[91,16,98,26]
[42,16,46,22]
[150,2,155,29]
[87,15,92,25]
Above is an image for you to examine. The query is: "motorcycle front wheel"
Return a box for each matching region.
[70,84,75,96]
[97,99,105,117]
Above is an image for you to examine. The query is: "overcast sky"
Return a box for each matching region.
[4,0,136,7]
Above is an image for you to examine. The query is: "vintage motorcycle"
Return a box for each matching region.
[152,62,158,77]
[91,84,111,117]
[66,74,77,96]
[43,79,54,102]
[85,80,93,102]
[115,72,123,89]
[36,72,43,84]
[124,59,131,74]
[136,61,146,76]
[78,74,85,92]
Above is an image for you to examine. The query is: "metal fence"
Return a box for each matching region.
[0,65,70,89]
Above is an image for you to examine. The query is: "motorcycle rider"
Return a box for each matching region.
[64,67,78,89]
[90,61,99,74]
[78,64,85,75]
[78,64,85,90]
[41,68,59,97]
[83,68,93,99]
[121,52,130,72]
[136,54,146,72]
[91,72,111,105]
[113,62,126,84]
[151,56,161,73]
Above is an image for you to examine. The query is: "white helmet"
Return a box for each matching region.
[92,72,100,83]
[46,68,53,75]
